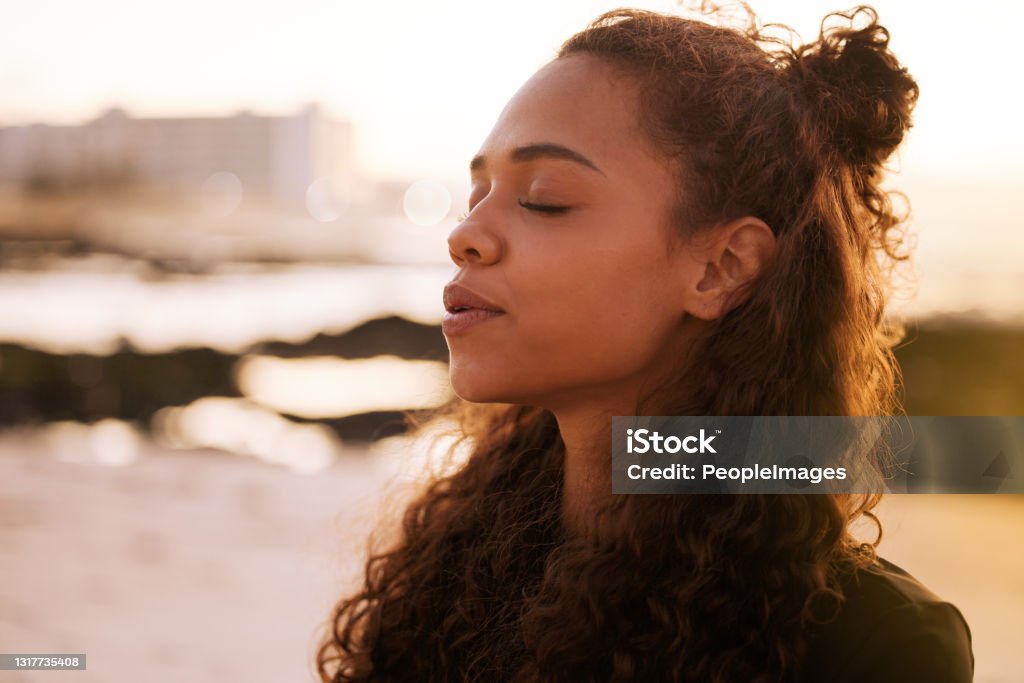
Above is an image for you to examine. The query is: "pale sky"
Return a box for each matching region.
[3,0,1024,186]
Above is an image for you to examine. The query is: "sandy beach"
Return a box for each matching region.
[1,429,1021,682]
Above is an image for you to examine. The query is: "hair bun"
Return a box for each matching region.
[784,5,919,167]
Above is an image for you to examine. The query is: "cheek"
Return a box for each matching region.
[515,258,681,375]
[529,290,672,365]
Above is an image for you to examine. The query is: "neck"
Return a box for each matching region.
[553,397,629,538]
[548,318,706,538]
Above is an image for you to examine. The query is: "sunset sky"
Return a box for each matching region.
[3,0,1023,185]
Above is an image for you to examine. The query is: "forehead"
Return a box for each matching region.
[476,54,666,178]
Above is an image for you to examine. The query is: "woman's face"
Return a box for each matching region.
[444,54,706,411]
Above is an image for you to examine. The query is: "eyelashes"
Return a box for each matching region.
[455,201,570,223]
[518,200,570,215]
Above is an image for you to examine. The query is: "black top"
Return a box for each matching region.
[800,556,975,682]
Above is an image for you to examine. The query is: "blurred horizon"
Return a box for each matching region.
[5,0,1021,327]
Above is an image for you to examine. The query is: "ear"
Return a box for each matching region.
[681,216,776,321]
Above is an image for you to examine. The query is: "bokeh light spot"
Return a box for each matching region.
[402,179,451,227]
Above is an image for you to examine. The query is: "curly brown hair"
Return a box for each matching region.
[316,5,919,682]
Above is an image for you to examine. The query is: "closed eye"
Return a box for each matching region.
[518,200,570,215]
[455,201,571,223]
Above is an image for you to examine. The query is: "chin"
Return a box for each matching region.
[449,378,504,404]
[448,369,525,405]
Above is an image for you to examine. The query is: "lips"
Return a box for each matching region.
[442,282,506,337]
[443,282,504,314]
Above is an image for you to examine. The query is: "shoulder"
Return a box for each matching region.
[800,556,975,683]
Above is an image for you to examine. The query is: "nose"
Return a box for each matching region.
[447,209,502,267]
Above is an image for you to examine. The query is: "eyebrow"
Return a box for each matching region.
[469,143,606,177]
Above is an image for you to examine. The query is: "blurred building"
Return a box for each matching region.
[0,103,358,210]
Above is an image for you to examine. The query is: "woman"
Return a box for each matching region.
[318,5,974,682]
